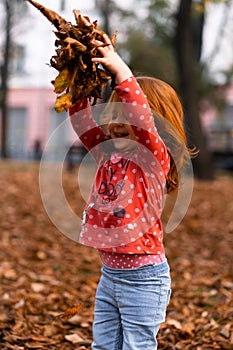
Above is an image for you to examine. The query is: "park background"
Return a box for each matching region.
[0,0,232,349]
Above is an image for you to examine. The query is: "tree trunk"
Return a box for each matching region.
[175,0,214,179]
[95,0,113,102]
[0,0,12,159]
[95,0,111,35]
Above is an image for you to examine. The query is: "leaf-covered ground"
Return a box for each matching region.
[0,161,232,350]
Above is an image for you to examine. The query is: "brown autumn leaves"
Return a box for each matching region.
[0,162,233,349]
[26,0,117,112]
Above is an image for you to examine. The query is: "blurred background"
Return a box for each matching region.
[0,0,233,177]
[0,2,232,349]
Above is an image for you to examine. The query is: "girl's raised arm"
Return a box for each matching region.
[69,98,105,161]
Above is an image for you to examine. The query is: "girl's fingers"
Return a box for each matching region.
[102,33,111,45]
[92,57,105,63]
[92,38,103,46]
[92,34,111,46]
[91,34,115,65]
[92,34,113,50]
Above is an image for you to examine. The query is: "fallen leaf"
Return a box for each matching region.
[1,162,232,349]
[64,333,84,344]
[167,318,182,329]
[55,303,83,320]
[220,324,231,338]
[31,283,46,293]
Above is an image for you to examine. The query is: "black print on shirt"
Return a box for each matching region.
[98,159,131,204]
[105,167,117,181]
[98,182,124,203]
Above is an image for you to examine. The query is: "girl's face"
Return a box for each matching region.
[108,113,136,152]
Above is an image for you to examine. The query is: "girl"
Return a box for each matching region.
[69,34,193,349]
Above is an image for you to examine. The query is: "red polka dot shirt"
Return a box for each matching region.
[69,76,171,267]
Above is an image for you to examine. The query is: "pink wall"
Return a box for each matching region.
[7,87,56,152]
[4,82,233,157]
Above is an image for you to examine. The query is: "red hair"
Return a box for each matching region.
[136,76,197,192]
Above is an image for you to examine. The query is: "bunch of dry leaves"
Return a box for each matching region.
[26,0,117,112]
[0,161,232,349]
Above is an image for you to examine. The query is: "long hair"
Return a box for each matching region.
[103,76,196,193]
[136,76,197,192]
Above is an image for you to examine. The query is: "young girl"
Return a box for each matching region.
[69,34,192,350]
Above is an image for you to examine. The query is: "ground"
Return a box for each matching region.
[0,161,232,350]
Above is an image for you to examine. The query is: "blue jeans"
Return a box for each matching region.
[92,261,171,350]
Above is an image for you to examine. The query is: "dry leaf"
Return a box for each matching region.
[64,333,84,344]
[26,0,117,112]
[1,163,232,349]
[2,268,17,280]
[53,68,71,94]
[55,303,83,320]
[167,318,182,330]
[31,282,46,293]
[54,92,73,113]
[220,324,231,338]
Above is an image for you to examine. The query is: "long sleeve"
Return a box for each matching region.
[69,99,106,161]
[115,76,170,176]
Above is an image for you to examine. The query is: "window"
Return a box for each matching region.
[10,44,25,74]
[7,107,28,158]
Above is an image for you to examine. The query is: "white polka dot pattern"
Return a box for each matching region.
[69,76,171,261]
[100,251,166,269]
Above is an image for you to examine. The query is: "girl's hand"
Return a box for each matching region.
[92,34,132,84]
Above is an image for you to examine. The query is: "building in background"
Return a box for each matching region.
[202,84,233,170]
[1,0,96,160]
[0,0,232,165]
